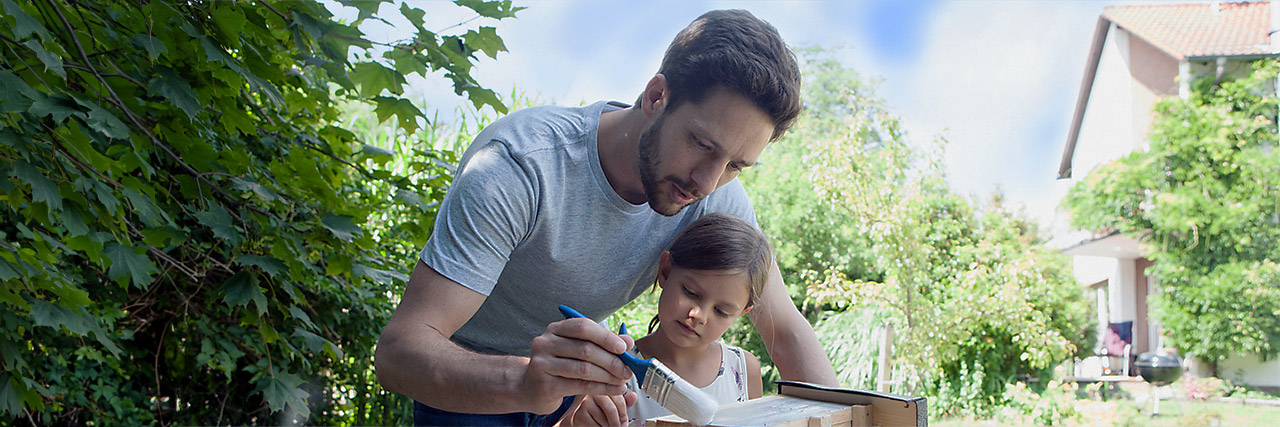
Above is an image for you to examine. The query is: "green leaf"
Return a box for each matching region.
[63,126,115,176]
[103,241,156,287]
[147,67,202,120]
[12,161,61,211]
[1,0,51,41]
[90,180,120,214]
[130,34,169,60]
[28,94,81,123]
[22,40,64,78]
[464,85,506,114]
[209,6,248,48]
[194,204,241,245]
[0,259,18,281]
[0,374,22,416]
[293,327,344,358]
[455,0,525,19]
[221,271,267,315]
[83,104,132,140]
[373,96,422,134]
[64,234,105,261]
[351,62,405,97]
[257,370,309,418]
[353,263,405,284]
[464,27,507,59]
[236,254,287,278]
[399,3,426,31]
[121,186,171,228]
[49,282,92,308]
[288,306,316,330]
[386,48,427,77]
[321,214,363,242]
[231,177,280,202]
[360,144,394,162]
[0,70,36,113]
[396,188,428,211]
[29,300,93,336]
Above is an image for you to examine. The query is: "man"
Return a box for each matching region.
[375,9,838,425]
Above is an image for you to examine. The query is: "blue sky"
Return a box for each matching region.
[331,0,1168,238]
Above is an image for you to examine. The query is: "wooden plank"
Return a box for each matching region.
[849,404,871,426]
[808,414,832,427]
[648,395,856,426]
[777,382,926,427]
[829,406,853,425]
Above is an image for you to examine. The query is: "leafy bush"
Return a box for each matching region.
[741,47,1092,417]
[996,380,1081,426]
[0,0,519,424]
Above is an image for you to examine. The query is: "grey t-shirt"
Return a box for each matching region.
[420,100,757,356]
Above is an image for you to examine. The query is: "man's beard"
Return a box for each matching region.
[638,113,701,216]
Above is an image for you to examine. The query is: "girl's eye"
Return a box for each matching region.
[682,286,697,297]
[715,308,731,317]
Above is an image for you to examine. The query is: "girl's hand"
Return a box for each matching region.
[562,392,638,426]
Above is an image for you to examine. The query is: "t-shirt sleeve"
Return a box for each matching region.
[420,139,537,296]
[703,179,758,228]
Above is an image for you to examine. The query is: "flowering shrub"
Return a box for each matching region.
[996,380,1081,425]
[1176,375,1230,400]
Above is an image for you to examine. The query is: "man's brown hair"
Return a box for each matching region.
[659,10,802,141]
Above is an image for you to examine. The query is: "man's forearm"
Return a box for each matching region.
[375,322,531,413]
[767,322,838,386]
[754,260,839,387]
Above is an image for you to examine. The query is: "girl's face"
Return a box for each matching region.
[655,251,752,349]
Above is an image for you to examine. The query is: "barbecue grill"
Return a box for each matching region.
[1134,351,1182,415]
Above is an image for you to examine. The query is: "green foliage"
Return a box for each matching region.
[994,380,1081,426]
[1063,60,1280,365]
[0,0,519,424]
[742,47,1091,417]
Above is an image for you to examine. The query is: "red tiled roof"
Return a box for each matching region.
[1102,1,1273,59]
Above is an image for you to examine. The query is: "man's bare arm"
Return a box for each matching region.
[374,261,634,414]
[748,259,839,386]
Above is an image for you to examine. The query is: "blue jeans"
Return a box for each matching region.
[413,396,576,426]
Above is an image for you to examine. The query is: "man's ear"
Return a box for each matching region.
[657,250,672,289]
[641,74,667,118]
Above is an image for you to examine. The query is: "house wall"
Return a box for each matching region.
[1220,353,1280,388]
[1069,25,1153,180]
[1126,34,1176,149]
[1109,258,1137,325]
[1133,258,1153,356]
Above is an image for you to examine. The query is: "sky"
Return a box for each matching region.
[328,0,1175,242]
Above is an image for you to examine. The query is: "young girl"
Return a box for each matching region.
[562,213,771,426]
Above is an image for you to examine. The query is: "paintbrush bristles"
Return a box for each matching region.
[640,360,718,426]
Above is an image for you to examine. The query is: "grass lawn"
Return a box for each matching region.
[936,397,1280,426]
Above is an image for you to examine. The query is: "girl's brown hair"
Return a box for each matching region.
[649,213,773,333]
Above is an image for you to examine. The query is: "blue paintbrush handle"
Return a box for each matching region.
[557,305,651,383]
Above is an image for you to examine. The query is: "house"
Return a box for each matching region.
[1055,0,1280,387]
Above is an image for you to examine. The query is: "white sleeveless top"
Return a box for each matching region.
[626,342,751,426]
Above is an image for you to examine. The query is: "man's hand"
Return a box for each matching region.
[520,317,636,414]
[561,392,639,426]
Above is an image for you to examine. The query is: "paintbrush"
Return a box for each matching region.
[558,305,717,426]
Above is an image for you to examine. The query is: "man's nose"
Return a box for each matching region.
[690,161,725,197]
